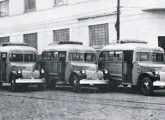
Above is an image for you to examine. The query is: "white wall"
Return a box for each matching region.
[120,0,165,46]
[38,31,53,54]
[0,0,165,52]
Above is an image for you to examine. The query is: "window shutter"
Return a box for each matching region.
[0,1,9,17]
[0,36,10,46]
[53,28,69,43]
[24,33,37,49]
[25,0,36,12]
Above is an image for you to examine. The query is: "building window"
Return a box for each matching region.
[54,0,68,6]
[89,23,109,48]
[0,36,9,46]
[24,33,37,49]
[158,36,165,51]
[25,0,36,12]
[0,0,9,17]
[53,28,69,44]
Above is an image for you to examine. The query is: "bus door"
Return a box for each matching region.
[42,51,59,82]
[0,53,7,82]
[58,51,66,81]
[122,51,133,83]
[110,51,123,81]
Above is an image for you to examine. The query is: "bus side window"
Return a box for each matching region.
[59,53,66,62]
[108,52,114,62]
[42,52,47,61]
[2,53,7,61]
[99,52,106,61]
[53,52,58,61]
[115,52,122,62]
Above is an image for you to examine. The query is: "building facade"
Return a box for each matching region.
[0,0,165,54]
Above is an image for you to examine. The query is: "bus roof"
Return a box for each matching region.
[43,44,95,53]
[0,45,37,53]
[2,42,29,46]
[102,43,164,53]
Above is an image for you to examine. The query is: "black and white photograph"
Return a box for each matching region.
[0,0,165,119]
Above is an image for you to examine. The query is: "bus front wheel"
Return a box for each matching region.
[72,75,81,92]
[140,76,153,96]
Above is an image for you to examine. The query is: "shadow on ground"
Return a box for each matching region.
[1,84,165,96]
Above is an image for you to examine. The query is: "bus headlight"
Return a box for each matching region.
[80,69,86,74]
[17,70,22,74]
[155,70,159,75]
[104,69,108,74]
[41,68,44,74]
[17,70,22,78]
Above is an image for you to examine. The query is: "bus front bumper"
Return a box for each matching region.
[80,79,109,85]
[153,81,165,86]
[15,78,46,84]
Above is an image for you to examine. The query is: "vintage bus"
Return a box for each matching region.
[41,41,109,92]
[0,42,46,91]
[99,40,165,95]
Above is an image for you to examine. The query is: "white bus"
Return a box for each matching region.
[0,42,46,91]
[99,40,165,95]
[41,41,109,92]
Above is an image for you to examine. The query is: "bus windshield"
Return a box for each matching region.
[84,53,96,62]
[9,53,36,62]
[152,53,164,62]
[136,52,164,62]
[69,52,96,62]
[136,52,150,61]
[24,54,36,62]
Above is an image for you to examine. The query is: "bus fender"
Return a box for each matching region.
[9,71,22,82]
[138,72,154,85]
[69,71,86,85]
[9,71,17,82]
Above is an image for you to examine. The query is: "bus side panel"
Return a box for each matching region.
[100,62,122,81]
[132,62,141,85]
[0,53,7,82]
[0,56,2,82]
[44,61,58,80]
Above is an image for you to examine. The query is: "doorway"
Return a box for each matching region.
[123,51,133,83]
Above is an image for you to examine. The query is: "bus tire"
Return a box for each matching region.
[140,76,153,96]
[72,74,81,92]
[11,76,17,92]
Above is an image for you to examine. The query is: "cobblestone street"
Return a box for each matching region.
[1,86,165,120]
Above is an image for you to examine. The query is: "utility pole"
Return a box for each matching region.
[116,0,120,43]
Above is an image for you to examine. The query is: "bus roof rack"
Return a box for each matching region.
[120,40,148,44]
[58,41,83,45]
[2,42,29,46]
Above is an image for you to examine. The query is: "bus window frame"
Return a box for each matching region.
[9,53,37,62]
[152,52,164,63]
[68,52,84,61]
[24,54,36,62]
[84,53,97,63]
[9,53,24,62]
[99,51,123,63]
[136,52,151,62]
[42,51,58,62]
